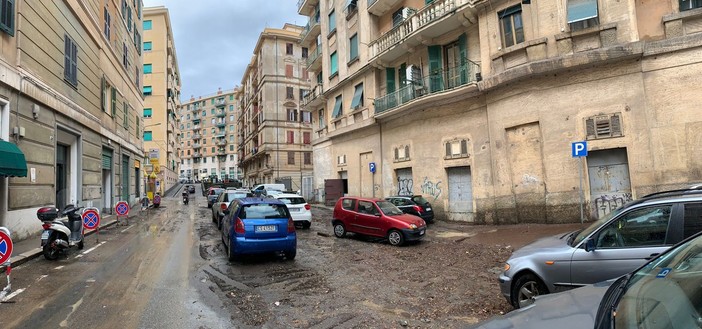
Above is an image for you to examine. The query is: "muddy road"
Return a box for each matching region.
[197,201,583,328]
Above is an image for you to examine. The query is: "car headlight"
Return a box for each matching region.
[504,263,511,272]
[409,224,418,230]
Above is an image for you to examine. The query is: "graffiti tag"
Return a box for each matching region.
[397,177,413,196]
[420,177,442,201]
[594,193,633,219]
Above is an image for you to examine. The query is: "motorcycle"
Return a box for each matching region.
[37,205,85,260]
[182,192,189,205]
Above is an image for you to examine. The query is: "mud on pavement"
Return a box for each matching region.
[194,204,583,328]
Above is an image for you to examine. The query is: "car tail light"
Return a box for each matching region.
[287,217,295,233]
[235,217,245,234]
[42,223,51,230]
[220,203,228,211]
[304,204,311,211]
[413,205,423,213]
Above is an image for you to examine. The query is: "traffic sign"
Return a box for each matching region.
[153,194,161,204]
[369,162,376,173]
[572,141,588,157]
[115,201,129,216]
[82,208,100,230]
[0,228,13,265]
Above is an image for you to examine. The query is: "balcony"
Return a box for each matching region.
[193,152,202,158]
[301,83,324,108]
[216,110,226,118]
[369,0,477,65]
[306,46,322,72]
[192,143,201,149]
[215,98,226,107]
[297,0,319,15]
[217,148,227,155]
[300,15,321,46]
[374,60,481,115]
[215,120,227,128]
[367,0,403,16]
[192,124,200,131]
[217,140,228,146]
[193,133,201,140]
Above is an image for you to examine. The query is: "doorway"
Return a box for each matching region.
[122,155,130,202]
[587,148,632,219]
[102,148,113,214]
[56,144,69,210]
[447,166,473,216]
[396,168,413,196]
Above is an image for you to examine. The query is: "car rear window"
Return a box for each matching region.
[240,204,289,219]
[210,188,224,195]
[226,193,249,202]
[412,196,430,205]
[279,197,306,205]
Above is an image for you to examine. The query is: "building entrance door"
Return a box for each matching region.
[587,148,632,219]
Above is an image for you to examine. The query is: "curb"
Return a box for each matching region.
[1,216,125,271]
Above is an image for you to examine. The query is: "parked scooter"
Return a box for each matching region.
[37,205,85,260]
[182,191,189,205]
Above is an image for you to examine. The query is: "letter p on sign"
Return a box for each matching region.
[572,141,588,157]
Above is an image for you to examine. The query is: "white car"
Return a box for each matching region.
[274,193,311,228]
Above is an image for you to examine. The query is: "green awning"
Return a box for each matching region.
[0,141,27,177]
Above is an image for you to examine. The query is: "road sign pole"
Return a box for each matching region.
[579,157,584,224]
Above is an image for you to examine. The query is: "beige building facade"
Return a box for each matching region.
[300,0,702,223]
[0,0,145,239]
[237,24,314,194]
[142,7,181,197]
[180,90,239,182]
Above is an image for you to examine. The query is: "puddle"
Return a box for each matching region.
[434,231,476,239]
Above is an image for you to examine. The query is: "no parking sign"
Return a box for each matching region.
[0,228,12,265]
[82,208,100,230]
[115,201,129,216]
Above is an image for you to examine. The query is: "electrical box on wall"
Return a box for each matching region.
[12,126,25,137]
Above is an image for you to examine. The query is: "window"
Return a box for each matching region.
[302,47,308,58]
[103,6,111,40]
[331,95,343,118]
[392,7,410,27]
[123,103,129,127]
[64,34,78,87]
[586,113,622,140]
[318,109,325,128]
[288,151,295,165]
[143,63,152,74]
[596,206,672,248]
[304,152,311,165]
[302,111,311,123]
[111,87,117,116]
[349,33,358,61]
[134,29,141,55]
[127,6,132,31]
[143,108,152,118]
[101,77,110,112]
[143,41,152,51]
[229,115,234,122]
[144,131,153,141]
[330,51,338,77]
[683,203,702,239]
[567,0,599,30]
[135,67,140,87]
[287,131,294,144]
[122,42,128,68]
[286,43,293,55]
[121,0,127,16]
[498,5,524,48]
[287,109,298,122]
[286,87,294,100]
[143,86,152,96]
[230,95,234,101]
[341,198,356,210]
[303,132,311,144]
[350,83,363,109]
[328,10,336,34]
[285,64,293,78]
[143,20,152,30]
[229,105,234,112]
[681,0,702,11]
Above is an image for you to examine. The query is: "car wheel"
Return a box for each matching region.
[227,238,238,262]
[207,203,212,209]
[387,229,404,246]
[511,274,548,309]
[333,222,346,238]
[302,221,311,229]
[284,249,296,260]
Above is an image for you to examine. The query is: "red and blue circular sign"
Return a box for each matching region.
[115,201,129,216]
[154,195,161,204]
[82,209,100,230]
[0,229,13,265]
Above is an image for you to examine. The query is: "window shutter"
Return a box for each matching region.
[458,33,468,84]
[64,35,71,81]
[111,87,117,116]
[460,140,468,155]
[102,150,112,169]
[386,67,396,93]
[399,63,407,86]
[286,65,293,78]
[445,142,451,158]
[1,0,14,36]
[394,147,399,160]
[100,76,106,112]
[405,145,410,159]
[428,45,443,92]
[71,40,78,85]
[611,113,622,136]
[585,117,596,139]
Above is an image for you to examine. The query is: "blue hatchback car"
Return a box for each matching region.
[220,197,297,261]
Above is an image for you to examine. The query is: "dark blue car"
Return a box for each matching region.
[220,197,296,261]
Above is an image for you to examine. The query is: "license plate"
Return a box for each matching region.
[41,230,50,239]
[288,208,299,212]
[426,207,432,211]
[419,229,425,236]
[255,225,277,233]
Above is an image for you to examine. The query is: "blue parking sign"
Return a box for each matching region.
[369,162,376,173]
[572,141,587,157]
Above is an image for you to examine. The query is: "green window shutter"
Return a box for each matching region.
[143,20,152,30]
[386,67,396,93]
[350,84,363,109]
[458,33,468,84]
[428,45,443,92]
[144,131,152,141]
[111,87,117,116]
[349,34,358,60]
[102,149,112,169]
[143,108,152,117]
[328,10,336,33]
[123,103,129,127]
[144,64,152,74]
[100,76,106,112]
[330,52,338,75]
[211,99,214,105]
[399,63,407,86]
[143,42,152,51]
[0,0,15,37]
[567,0,598,23]
[332,95,343,118]
[425,0,434,4]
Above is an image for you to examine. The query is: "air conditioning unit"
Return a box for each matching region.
[406,64,422,84]
[393,7,415,27]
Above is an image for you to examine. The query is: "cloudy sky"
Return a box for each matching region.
[143,0,305,100]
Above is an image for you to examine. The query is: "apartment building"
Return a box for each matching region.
[0,0,145,239]
[143,6,181,197]
[237,24,314,194]
[300,0,702,223]
[180,90,239,182]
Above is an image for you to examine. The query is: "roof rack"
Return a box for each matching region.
[641,185,702,199]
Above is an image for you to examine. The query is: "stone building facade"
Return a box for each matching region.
[299,0,702,223]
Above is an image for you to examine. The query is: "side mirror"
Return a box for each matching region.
[585,238,596,252]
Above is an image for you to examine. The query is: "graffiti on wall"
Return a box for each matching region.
[397,177,413,196]
[420,177,442,201]
[594,193,633,219]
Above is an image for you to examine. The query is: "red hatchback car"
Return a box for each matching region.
[332,197,427,246]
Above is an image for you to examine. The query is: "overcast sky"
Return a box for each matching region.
[143,0,304,100]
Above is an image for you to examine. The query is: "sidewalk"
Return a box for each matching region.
[1,209,144,271]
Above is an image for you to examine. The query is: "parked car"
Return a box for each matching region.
[500,186,702,309]
[206,188,225,208]
[264,189,283,197]
[212,190,254,229]
[274,193,311,229]
[472,230,702,329]
[252,183,286,196]
[220,197,296,261]
[187,185,195,194]
[385,195,435,223]
[332,196,427,246]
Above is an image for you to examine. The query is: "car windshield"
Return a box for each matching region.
[377,201,404,216]
[227,193,248,200]
[571,206,625,246]
[240,204,289,219]
[612,234,702,328]
[278,197,306,205]
[412,196,430,205]
[210,188,224,195]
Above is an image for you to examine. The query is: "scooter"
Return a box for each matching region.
[37,205,85,260]
[183,192,189,205]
